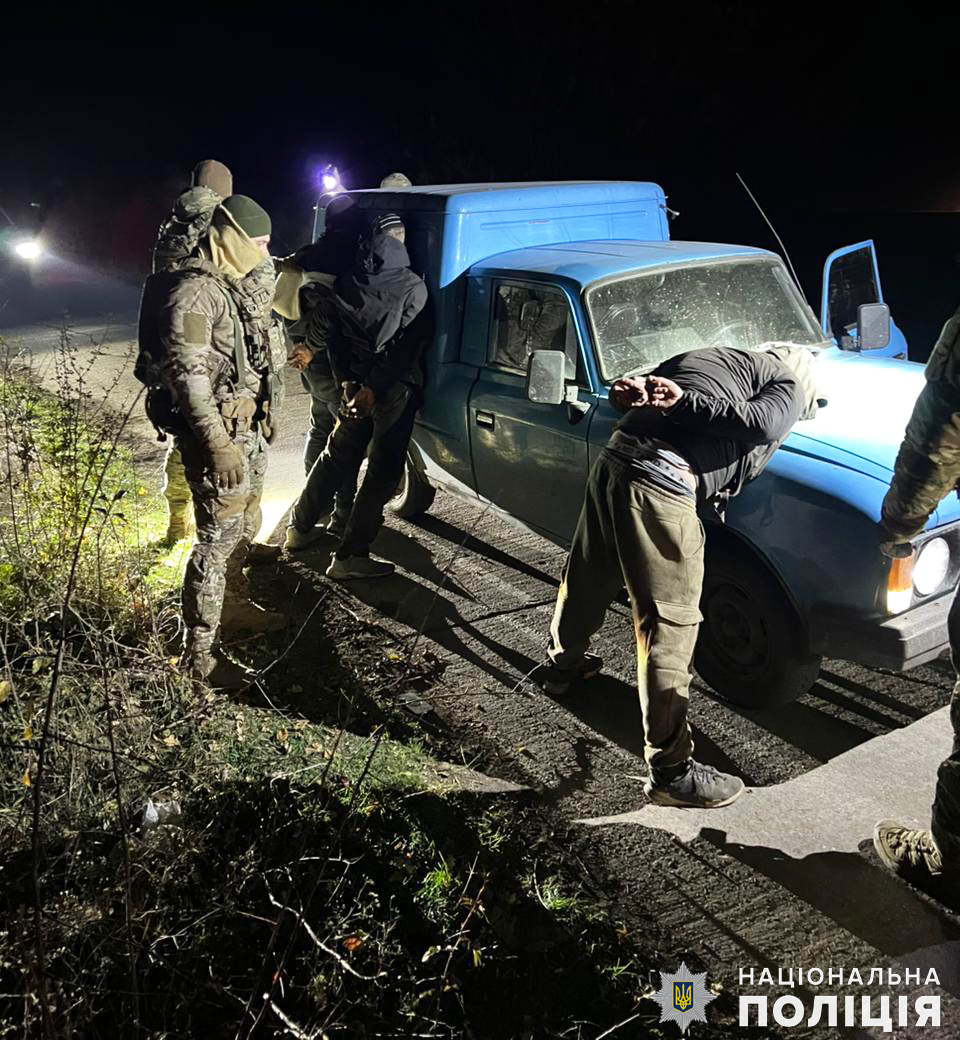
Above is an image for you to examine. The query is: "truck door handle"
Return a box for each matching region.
[476,411,495,429]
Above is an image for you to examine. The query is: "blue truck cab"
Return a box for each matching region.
[314,182,960,706]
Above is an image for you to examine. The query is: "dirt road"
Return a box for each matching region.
[6,309,959,1037]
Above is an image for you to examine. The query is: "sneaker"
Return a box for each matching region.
[325,513,349,540]
[644,759,745,809]
[541,653,603,695]
[873,821,944,889]
[284,524,328,552]
[245,542,282,566]
[325,555,395,580]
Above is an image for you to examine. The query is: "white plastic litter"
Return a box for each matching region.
[141,799,183,831]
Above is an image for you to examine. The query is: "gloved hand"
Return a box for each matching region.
[208,443,246,489]
[877,523,913,559]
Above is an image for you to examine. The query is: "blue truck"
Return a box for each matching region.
[313,181,960,707]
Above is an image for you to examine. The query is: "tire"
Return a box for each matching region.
[694,542,821,708]
[388,454,436,519]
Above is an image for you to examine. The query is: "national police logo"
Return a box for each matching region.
[673,981,693,1012]
[650,961,716,1034]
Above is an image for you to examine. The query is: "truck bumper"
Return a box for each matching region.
[810,594,953,671]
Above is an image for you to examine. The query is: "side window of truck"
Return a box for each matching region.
[488,282,580,381]
[827,246,879,339]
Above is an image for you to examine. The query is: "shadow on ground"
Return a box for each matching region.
[702,826,960,995]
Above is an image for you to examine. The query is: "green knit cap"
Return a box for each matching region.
[221,194,271,237]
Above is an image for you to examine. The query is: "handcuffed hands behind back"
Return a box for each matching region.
[341,382,374,419]
[609,375,683,412]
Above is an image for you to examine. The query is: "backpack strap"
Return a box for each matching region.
[219,286,247,387]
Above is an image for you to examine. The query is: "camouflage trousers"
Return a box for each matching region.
[176,430,266,662]
[933,592,960,872]
[162,443,192,525]
[548,451,703,769]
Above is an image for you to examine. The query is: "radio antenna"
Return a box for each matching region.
[735,171,803,293]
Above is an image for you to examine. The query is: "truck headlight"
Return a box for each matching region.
[886,552,915,614]
[913,537,950,597]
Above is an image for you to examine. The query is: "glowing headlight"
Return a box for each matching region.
[913,537,950,597]
[14,239,42,261]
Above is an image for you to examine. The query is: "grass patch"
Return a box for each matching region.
[0,333,758,1039]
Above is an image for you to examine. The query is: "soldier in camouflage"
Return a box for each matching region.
[155,194,286,689]
[145,163,286,647]
[874,305,960,899]
[152,161,234,545]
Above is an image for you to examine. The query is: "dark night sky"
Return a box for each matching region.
[3,3,960,344]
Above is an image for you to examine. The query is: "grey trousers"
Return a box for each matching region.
[300,367,356,521]
[548,450,703,769]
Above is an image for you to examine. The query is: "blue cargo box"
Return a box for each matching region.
[323,181,669,365]
[321,181,669,287]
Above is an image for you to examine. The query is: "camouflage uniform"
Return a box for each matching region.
[151,187,224,542]
[157,254,280,673]
[151,191,285,547]
[881,304,960,873]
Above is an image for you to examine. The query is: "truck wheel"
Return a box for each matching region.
[694,544,821,708]
[389,456,436,519]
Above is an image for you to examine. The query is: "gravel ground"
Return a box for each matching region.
[8,309,960,1038]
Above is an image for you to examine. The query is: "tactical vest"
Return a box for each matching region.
[136,264,277,440]
[137,188,283,439]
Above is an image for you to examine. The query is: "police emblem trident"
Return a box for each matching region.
[650,961,717,1034]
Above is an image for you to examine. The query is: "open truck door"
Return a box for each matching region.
[821,240,908,359]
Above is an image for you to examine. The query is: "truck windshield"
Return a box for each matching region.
[586,257,827,382]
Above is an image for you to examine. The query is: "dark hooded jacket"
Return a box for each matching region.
[327,233,428,400]
[287,197,365,375]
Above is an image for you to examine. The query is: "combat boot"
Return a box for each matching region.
[873,821,944,891]
[220,595,288,634]
[187,650,257,691]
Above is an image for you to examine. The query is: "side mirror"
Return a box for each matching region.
[858,302,891,350]
[526,350,566,405]
[519,299,541,333]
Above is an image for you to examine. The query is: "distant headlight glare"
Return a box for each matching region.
[14,239,42,261]
[913,537,950,597]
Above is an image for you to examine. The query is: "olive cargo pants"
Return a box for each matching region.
[932,593,960,873]
[162,443,192,526]
[548,450,704,769]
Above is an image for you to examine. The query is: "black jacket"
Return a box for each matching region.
[328,234,428,399]
[616,347,803,507]
[287,221,362,378]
